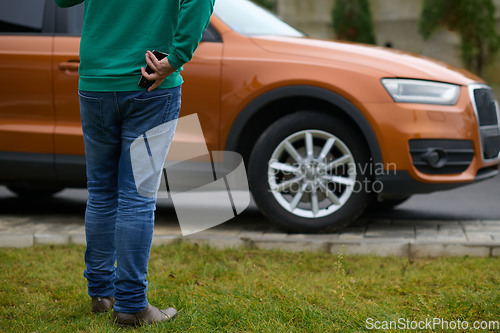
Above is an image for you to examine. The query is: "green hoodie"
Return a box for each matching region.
[54,0,215,91]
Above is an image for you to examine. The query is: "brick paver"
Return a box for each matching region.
[1,215,499,258]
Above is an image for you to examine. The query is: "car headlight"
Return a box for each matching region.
[381,79,460,105]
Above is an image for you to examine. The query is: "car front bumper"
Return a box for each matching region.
[363,84,500,197]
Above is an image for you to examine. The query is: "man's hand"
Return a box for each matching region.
[141,50,176,92]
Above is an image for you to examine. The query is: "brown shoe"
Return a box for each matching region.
[112,303,177,327]
[91,296,115,313]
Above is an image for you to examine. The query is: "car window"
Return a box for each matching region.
[55,3,84,35]
[57,6,214,40]
[0,0,84,35]
[201,25,222,43]
[214,0,304,37]
[0,0,213,39]
[0,0,46,33]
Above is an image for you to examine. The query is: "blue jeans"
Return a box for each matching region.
[78,86,181,313]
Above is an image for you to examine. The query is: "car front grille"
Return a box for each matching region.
[469,85,500,161]
[473,88,499,126]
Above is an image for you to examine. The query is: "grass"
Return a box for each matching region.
[0,243,499,332]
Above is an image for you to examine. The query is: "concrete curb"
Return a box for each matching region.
[1,217,500,258]
[2,233,500,259]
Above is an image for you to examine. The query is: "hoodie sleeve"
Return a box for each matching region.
[167,0,215,70]
[54,0,84,8]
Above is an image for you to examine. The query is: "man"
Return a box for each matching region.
[54,0,215,327]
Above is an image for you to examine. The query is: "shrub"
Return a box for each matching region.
[251,0,275,11]
[332,0,377,45]
[419,0,500,76]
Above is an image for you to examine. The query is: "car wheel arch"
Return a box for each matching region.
[225,85,383,168]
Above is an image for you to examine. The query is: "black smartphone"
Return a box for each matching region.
[138,50,168,89]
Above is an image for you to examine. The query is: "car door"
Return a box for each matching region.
[51,3,85,184]
[168,24,223,156]
[0,0,56,181]
[51,13,223,183]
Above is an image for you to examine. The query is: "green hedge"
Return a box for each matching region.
[251,0,275,11]
[419,0,500,76]
[332,0,376,45]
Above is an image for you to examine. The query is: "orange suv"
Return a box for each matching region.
[1,0,499,232]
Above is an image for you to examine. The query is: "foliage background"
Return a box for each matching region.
[419,0,500,76]
[251,0,275,11]
[264,0,500,86]
[332,0,377,45]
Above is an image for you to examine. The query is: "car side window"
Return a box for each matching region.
[201,25,223,43]
[0,0,46,33]
[0,0,84,35]
[0,0,216,39]
[54,3,84,35]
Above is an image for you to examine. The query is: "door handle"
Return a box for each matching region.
[59,61,80,75]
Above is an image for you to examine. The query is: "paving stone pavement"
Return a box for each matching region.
[1,212,500,259]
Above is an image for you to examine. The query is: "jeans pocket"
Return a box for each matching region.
[78,91,104,136]
[127,93,174,135]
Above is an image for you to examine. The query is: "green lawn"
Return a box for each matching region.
[0,243,499,332]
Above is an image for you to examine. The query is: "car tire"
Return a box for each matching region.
[7,186,63,199]
[248,111,372,233]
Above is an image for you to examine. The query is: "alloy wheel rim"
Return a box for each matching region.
[267,129,357,218]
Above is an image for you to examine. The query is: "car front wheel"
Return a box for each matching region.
[248,111,372,233]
